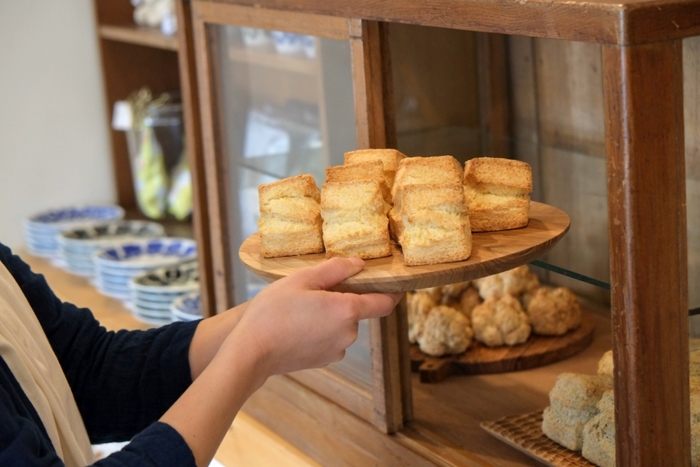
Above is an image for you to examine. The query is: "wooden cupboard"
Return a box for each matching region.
[184,0,700,465]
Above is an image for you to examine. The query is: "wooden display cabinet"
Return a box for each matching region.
[187,0,699,466]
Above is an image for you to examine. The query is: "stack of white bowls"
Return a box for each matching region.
[92,238,197,303]
[23,205,125,259]
[129,260,199,325]
[170,290,202,322]
[58,221,165,277]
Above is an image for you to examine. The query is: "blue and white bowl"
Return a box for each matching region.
[23,205,125,258]
[170,291,202,322]
[93,238,196,302]
[128,260,199,324]
[58,221,164,277]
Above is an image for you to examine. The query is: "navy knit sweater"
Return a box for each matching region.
[0,242,198,466]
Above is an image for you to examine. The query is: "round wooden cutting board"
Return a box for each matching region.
[239,201,570,293]
[410,311,596,383]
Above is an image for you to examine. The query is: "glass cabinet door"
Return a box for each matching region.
[191,4,405,433]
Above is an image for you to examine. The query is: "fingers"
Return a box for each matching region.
[288,257,365,291]
[351,292,403,321]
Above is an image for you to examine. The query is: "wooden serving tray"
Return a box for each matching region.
[239,201,570,293]
[481,411,596,467]
[410,311,595,383]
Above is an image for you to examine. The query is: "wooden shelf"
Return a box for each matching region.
[99,24,179,51]
[228,46,317,75]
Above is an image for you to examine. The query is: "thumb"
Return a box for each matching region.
[290,257,365,291]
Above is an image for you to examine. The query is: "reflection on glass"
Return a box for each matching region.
[213,25,372,387]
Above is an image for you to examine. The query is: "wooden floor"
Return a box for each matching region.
[20,251,319,467]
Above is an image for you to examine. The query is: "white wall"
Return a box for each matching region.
[0,0,115,250]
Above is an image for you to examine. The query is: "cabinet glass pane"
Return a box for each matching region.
[213,25,372,388]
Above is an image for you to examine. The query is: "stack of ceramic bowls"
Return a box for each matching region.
[58,221,165,277]
[92,238,197,302]
[23,205,125,259]
[129,260,199,325]
[170,291,202,322]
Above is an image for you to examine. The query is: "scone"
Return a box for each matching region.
[257,174,324,258]
[527,286,582,336]
[473,265,540,302]
[343,148,406,192]
[542,373,613,451]
[459,286,482,319]
[463,157,532,232]
[394,183,472,266]
[407,291,437,344]
[471,294,531,347]
[581,390,616,467]
[325,160,390,206]
[390,155,464,240]
[418,305,473,357]
[597,350,614,377]
[320,180,391,259]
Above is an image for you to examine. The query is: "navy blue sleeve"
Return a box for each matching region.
[0,353,194,466]
[0,242,199,460]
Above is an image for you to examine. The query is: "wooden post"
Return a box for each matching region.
[602,40,689,466]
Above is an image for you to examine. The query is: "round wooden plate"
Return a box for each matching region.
[238,201,570,293]
[410,311,595,383]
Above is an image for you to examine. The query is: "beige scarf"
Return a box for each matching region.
[0,261,94,466]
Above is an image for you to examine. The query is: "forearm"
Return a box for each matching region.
[161,328,265,467]
[187,302,249,379]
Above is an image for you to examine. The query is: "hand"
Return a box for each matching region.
[225,257,402,377]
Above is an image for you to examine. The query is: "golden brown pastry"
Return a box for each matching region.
[257,174,324,258]
[320,180,391,259]
[463,157,532,232]
[343,148,406,192]
[394,183,472,266]
[471,294,531,347]
[527,286,582,336]
[407,291,437,344]
[418,305,473,357]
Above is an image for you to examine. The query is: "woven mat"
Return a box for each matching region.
[480,411,596,467]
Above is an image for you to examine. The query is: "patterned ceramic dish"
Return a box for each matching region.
[170,291,202,322]
[128,260,199,325]
[58,221,165,277]
[129,260,199,294]
[92,238,196,301]
[23,205,125,258]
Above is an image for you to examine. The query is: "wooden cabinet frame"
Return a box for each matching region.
[187,0,698,464]
[190,1,407,433]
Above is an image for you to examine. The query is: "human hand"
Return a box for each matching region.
[224,257,402,377]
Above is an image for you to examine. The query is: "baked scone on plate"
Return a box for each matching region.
[343,148,406,191]
[257,174,324,258]
[463,157,532,232]
[325,160,390,207]
[394,183,472,266]
[320,180,391,259]
[389,155,464,241]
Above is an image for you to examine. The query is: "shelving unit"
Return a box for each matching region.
[91,0,214,316]
[98,24,179,51]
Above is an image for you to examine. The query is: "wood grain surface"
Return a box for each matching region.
[238,201,570,293]
[481,411,596,467]
[411,312,595,383]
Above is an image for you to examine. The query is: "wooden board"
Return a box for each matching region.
[410,311,595,383]
[481,411,596,467]
[238,201,570,293]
